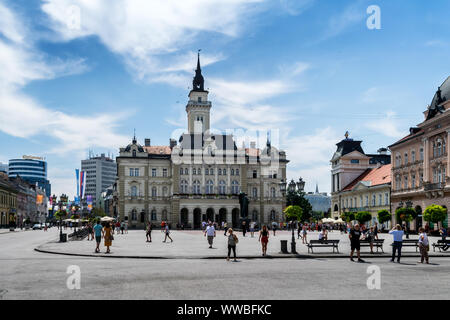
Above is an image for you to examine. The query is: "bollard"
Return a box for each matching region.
[280,240,288,254]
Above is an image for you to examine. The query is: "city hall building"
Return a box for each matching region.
[116,55,288,229]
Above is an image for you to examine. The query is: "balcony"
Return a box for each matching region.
[424,182,445,191]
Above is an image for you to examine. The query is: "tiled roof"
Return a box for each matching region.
[143,146,172,155]
[342,164,392,192]
[389,129,424,148]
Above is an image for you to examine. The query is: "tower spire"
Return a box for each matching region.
[192,49,205,91]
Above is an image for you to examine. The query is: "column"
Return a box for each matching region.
[447,130,450,185]
[423,138,430,182]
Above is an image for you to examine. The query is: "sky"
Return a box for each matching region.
[1,0,450,199]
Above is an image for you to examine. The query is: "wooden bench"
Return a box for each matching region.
[360,239,385,253]
[307,240,340,253]
[390,239,419,252]
[432,240,450,252]
[68,228,89,240]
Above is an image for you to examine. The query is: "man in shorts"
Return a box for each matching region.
[349,224,364,262]
[93,220,103,253]
[204,222,216,248]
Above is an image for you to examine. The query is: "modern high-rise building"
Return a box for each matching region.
[81,153,117,207]
[8,156,51,198]
[0,162,8,174]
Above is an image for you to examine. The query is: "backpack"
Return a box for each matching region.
[233,234,239,244]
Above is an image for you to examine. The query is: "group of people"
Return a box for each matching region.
[347,223,431,264]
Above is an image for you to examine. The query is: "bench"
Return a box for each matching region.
[307,240,340,253]
[432,240,450,252]
[360,239,385,253]
[68,228,89,240]
[390,239,419,252]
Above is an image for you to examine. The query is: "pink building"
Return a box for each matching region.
[389,77,450,230]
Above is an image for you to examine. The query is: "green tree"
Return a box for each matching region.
[91,207,106,217]
[284,205,303,222]
[423,205,447,229]
[377,210,392,225]
[341,211,356,222]
[396,207,416,223]
[286,189,312,222]
[355,211,372,225]
[311,211,324,222]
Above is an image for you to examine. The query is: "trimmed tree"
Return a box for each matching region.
[378,209,392,227]
[286,189,312,222]
[341,211,356,223]
[355,211,372,225]
[395,207,416,224]
[284,205,303,223]
[423,205,448,229]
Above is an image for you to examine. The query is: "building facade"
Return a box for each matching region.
[330,133,391,220]
[0,173,17,228]
[81,153,117,207]
[8,156,51,198]
[116,55,288,229]
[389,77,450,230]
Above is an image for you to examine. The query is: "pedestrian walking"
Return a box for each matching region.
[272,221,277,236]
[418,227,429,264]
[201,221,207,232]
[223,221,228,236]
[227,228,238,262]
[389,224,404,263]
[112,222,116,234]
[87,222,93,241]
[300,225,307,244]
[124,221,128,234]
[115,221,121,234]
[439,227,448,241]
[250,221,256,237]
[146,222,152,242]
[204,222,216,248]
[120,221,125,234]
[93,220,103,253]
[259,225,269,256]
[297,223,301,239]
[242,220,247,237]
[163,223,173,242]
[161,220,166,233]
[102,221,113,254]
[349,224,364,262]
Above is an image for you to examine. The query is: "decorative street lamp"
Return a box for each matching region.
[280,179,297,254]
[296,178,305,192]
[59,194,68,242]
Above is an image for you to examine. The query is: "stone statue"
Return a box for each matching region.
[239,192,249,218]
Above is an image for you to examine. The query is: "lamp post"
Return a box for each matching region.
[59,194,68,242]
[51,194,57,228]
[280,179,297,253]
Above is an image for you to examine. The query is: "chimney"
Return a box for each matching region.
[169,139,177,149]
[250,141,256,148]
[145,138,151,147]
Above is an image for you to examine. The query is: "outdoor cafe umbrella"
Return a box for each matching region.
[100,216,115,222]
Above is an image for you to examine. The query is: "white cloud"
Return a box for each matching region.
[282,127,338,194]
[0,2,128,154]
[321,1,365,40]
[366,111,405,139]
[41,0,266,81]
[279,0,315,16]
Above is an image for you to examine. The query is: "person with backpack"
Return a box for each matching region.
[227,228,238,262]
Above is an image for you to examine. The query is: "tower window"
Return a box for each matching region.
[198,97,202,102]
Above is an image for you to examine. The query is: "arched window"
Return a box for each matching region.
[193,180,201,194]
[152,187,157,197]
[231,168,235,176]
[131,209,137,221]
[180,180,188,194]
[132,150,136,157]
[205,168,209,175]
[151,209,157,221]
[252,187,258,198]
[197,168,201,175]
[162,209,167,220]
[218,168,222,175]
[185,168,188,175]
[270,187,276,198]
[235,169,239,176]
[180,167,183,175]
[193,168,196,175]
[223,168,227,175]
[219,180,226,195]
[131,186,137,197]
[206,180,214,194]
[162,186,168,197]
[210,168,214,175]
[231,180,239,194]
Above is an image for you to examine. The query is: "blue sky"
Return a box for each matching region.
[1,0,450,198]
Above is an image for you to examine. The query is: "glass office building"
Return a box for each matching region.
[8,157,51,197]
